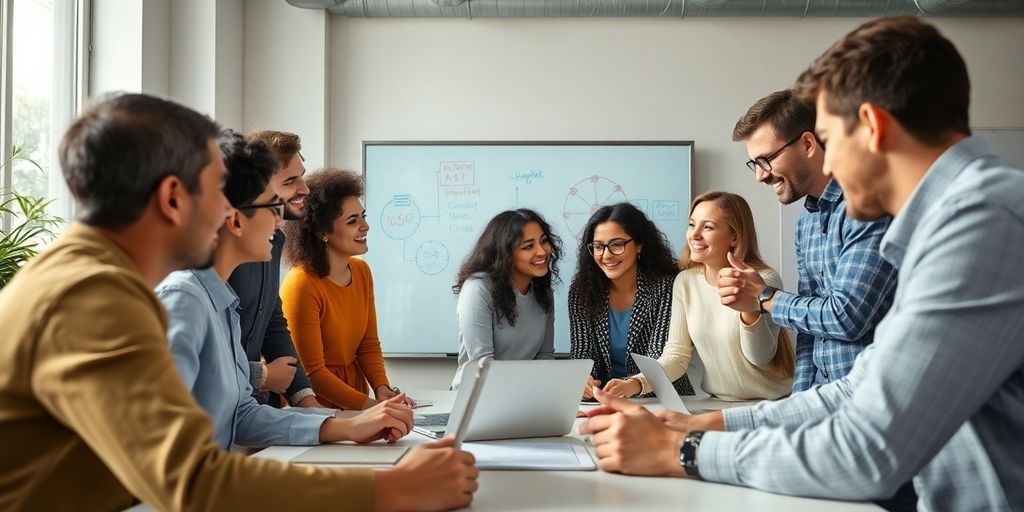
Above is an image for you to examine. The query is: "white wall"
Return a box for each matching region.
[242,0,331,165]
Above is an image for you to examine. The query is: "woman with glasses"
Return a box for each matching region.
[280,169,411,410]
[449,209,563,389]
[157,133,413,449]
[568,202,694,400]
[653,191,794,401]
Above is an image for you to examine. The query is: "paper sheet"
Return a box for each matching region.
[463,439,596,471]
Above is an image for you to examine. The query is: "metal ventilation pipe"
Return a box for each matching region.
[285,0,1024,18]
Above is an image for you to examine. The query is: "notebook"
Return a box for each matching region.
[462,437,595,471]
[291,444,409,465]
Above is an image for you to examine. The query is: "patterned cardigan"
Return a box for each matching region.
[568,270,694,397]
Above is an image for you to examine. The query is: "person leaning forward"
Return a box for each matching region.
[0,92,477,512]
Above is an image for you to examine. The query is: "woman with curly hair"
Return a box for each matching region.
[569,202,693,400]
[449,209,563,389]
[280,168,408,410]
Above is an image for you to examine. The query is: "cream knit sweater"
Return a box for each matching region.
[636,267,793,401]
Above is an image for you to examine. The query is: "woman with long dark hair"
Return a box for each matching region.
[568,202,693,400]
[450,209,563,389]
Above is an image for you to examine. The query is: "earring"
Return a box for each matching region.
[322,236,328,243]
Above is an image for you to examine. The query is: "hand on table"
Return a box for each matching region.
[577,387,686,477]
[374,437,479,511]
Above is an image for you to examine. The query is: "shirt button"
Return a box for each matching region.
[823,370,829,380]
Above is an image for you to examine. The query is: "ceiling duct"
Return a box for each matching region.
[285,0,1024,17]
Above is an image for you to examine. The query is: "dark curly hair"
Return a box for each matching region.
[217,130,279,210]
[452,209,562,326]
[283,168,364,277]
[569,202,679,316]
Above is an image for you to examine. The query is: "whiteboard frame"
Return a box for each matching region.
[362,140,695,357]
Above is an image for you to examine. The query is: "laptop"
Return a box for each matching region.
[414,359,593,442]
[630,352,691,414]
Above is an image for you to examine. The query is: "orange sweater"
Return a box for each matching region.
[280,258,390,410]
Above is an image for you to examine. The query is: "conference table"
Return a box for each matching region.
[255,389,880,512]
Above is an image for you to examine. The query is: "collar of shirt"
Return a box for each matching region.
[190,267,239,313]
[802,179,842,213]
[880,136,992,269]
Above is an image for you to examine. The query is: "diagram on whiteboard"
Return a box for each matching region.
[562,175,629,240]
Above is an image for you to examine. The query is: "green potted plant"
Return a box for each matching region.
[0,146,65,289]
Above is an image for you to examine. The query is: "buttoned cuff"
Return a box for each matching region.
[768,290,797,327]
[723,406,758,432]
[696,431,742,485]
[290,412,334,446]
[288,387,316,406]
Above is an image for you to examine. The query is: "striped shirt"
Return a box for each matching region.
[772,180,898,391]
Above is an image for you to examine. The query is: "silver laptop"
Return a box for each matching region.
[415,359,593,442]
[630,352,691,413]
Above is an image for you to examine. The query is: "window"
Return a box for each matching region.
[1,0,87,230]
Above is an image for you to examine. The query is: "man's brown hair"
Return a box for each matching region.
[794,16,970,145]
[732,89,816,143]
[246,130,303,171]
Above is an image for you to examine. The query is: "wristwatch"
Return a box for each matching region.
[758,285,778,315]
[679,430,705,479]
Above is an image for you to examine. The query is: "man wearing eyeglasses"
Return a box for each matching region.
[723,89,898,393]
[227,130,320,408]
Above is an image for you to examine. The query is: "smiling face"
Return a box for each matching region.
[236,184,285,263]
[687,200,736,268]
[271,154,309,220]
[324,195,369,258]
[591,221,641,284]
[745,124,821,204]
[509,221,551,288]
[815,92,889,221]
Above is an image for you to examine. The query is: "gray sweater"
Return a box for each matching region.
[450,276,555,389]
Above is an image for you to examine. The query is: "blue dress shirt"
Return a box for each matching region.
[772,180,898,391]
[157,268,331,449]
[700,137,1024,511]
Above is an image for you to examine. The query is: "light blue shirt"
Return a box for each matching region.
[700,137,1024,511]
[156,268,331,449]
[608,307,632,379]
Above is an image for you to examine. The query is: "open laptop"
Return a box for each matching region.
[630,352,691,413]
[414,359,593,442]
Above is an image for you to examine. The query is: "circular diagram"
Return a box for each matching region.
[415,240,449,276]
[562,175,628,240]
[380,194,421,240]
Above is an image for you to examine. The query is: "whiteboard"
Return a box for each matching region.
[362,142,693,355]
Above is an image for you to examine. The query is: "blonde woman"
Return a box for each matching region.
[630,191,794,401]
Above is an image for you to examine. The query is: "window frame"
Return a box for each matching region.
[0,0,89,231]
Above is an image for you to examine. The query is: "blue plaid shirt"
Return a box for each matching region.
[771,180,898,391]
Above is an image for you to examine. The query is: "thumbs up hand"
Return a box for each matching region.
[717,251,766,313]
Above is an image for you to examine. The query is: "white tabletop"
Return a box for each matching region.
[256,390,880,512]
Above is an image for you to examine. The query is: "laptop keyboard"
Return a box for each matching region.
[414,413,450,427]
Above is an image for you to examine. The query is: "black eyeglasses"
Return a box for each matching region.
[238,201,286,219]
[588,239,634,256]
[745,135,803,173]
